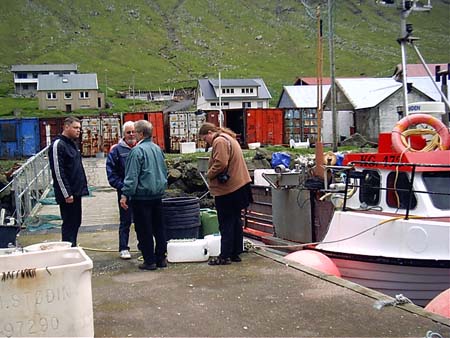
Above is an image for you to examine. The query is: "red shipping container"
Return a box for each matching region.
[124,111,166,151]
[39,117,82,150]
[245,108,283,146]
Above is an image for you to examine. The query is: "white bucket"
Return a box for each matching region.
[167,239,209,263]
[24,241,72,252]
[204,234,221,257]
[0,247,94,337]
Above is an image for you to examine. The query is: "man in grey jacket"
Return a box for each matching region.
[120,120,168,271]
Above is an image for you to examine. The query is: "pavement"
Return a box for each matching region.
[17,158,450,337]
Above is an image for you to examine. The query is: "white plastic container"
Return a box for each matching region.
[204,234,221,257]
[167,239,209,262]
[0,247,94,337]
[24,241,72,252]
[180,142,196,154]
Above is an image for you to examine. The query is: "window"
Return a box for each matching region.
[249,88,254,93]
[46,92,57,100]
[359,170,380,206]
[23,84,29,90]
[211,102,217,107]
[230,88,234,94]
[64,92,72,99]
[386,172,417,209]
[79,91,89,99]
[47,106,57,110]
[222,89,226,94]
[422,172,450,210]
[223,102,229,107]
[17,73,27,79]
[257,101,263,108]
[32,73,38,79]
[241,88,245,94]
[80,104,90,109]
[242,102,251,108]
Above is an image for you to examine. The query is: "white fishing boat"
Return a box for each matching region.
[313,110,450,306]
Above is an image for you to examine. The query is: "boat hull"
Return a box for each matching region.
[317,250,450,307]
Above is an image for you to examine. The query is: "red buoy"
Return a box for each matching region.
[285,250,341,277]
[425,288,450,319]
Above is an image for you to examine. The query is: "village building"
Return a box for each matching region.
[37,73,104,112]
[196,78,271,140]
[11,64,78,97]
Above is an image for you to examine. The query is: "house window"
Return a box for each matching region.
[64,92,72,99]
[211,102,217,107]
[242,102,251,108]
[80,105,90,109]
[48,106,57,110]
[257,101,263,108]
[241,88,245,94]
[46,92,57,100]
[222,89,226,94]
[32,73,38,79]
[249,88,254,93]
[223,102,229,107]
[23,84,29,90]
[230,88,234,94]
[80,91,89,99]
[386,172,417,209]
[17,73,27,79]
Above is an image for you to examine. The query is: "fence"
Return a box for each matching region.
[10,146,52,226]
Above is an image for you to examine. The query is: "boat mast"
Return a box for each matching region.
[314,5,324,178]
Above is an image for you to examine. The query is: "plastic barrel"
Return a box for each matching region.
[162,197,201,240]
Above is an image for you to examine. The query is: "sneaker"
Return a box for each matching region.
[138,263,157,271]
[119,250,131,260]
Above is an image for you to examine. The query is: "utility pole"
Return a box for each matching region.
[328,0,338,152]
[105,69,108,107]
[132,71,136,112]
[218,72,224,128]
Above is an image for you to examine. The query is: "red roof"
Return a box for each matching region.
[294,77,332,85]
[406,64,448,77]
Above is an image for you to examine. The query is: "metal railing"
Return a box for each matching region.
[9,146,52,226]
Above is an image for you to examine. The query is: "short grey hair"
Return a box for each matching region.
[134,120,153,138]
[122,121,135,134]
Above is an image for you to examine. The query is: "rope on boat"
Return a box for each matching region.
[246,215,428,250]
[373,294,413,310]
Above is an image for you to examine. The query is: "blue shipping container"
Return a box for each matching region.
[0,118,40,159]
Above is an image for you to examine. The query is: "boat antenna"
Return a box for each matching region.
[393,0,450,115]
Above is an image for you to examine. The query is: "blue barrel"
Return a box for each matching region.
[162,197,201,240]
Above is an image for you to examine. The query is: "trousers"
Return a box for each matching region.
[59,196,82,247]
[117,191,133,251]
[131,199,166,265]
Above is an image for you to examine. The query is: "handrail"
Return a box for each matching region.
[10,146,52,226]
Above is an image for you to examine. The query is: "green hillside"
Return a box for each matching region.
[0,0,448,109]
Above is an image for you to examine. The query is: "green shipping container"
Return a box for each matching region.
[200,208,219,236]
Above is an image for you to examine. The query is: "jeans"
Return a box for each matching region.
[117,191,133,251]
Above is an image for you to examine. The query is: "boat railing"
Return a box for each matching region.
[323,161,450,219]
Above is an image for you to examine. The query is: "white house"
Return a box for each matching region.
[196,78,271,111]
[11,64,78,97]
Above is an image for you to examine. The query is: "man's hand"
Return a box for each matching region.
[120,195,128,210]
[65,195,74,204]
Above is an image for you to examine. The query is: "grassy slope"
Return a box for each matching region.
[0,0,448,116]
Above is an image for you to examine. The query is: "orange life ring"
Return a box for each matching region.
[391,113,450,152]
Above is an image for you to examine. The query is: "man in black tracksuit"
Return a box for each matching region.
[48,117,88,247]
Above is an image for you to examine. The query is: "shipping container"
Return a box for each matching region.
[0,118,40,159]
[124,111,166,151]
[284,108,318,144]
[168,111,207,152]
[80,116,120,157]
[245,108,283,146]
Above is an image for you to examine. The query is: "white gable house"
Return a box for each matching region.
[196,78,271,111]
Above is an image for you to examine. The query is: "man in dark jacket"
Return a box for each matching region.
[120,120,168,271]
[106,121,136,260]
[48,116,89,247]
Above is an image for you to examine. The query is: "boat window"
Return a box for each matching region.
[359,170,380,206]
[386,172,417,209]
[422,172,450,210]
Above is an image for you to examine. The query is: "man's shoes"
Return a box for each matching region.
[120,250,131,260]
[231,255,242,262]
[157,259,167,268]
[138,263,157,271]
